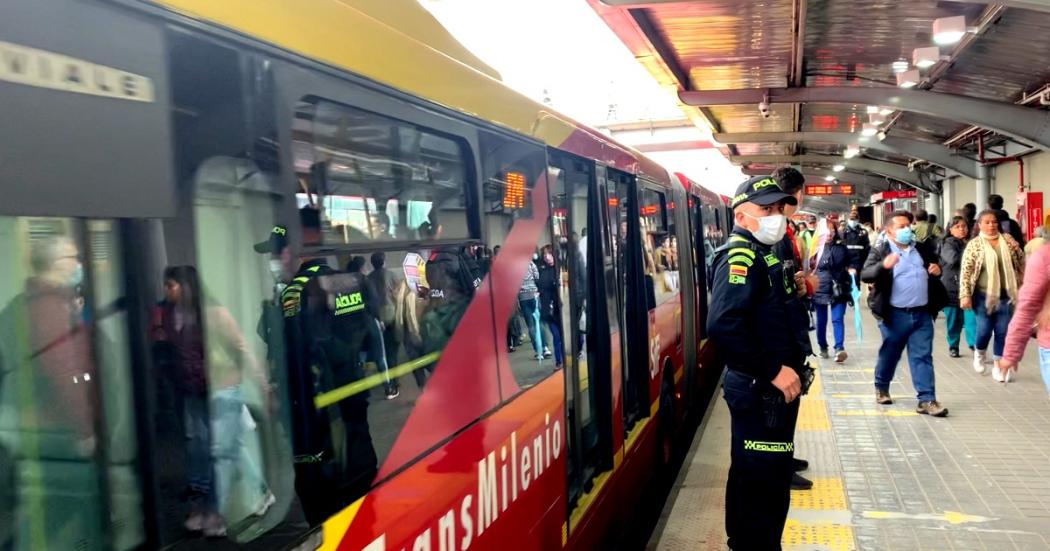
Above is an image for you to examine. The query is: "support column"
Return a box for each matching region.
[942,177,955,219]
[926,192,942,220]
[976,162,991,206]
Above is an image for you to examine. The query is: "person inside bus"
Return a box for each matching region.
[367,252,404,398]
[419,248,473,357]
[151,265,276,537]
[537,245,564,369]
[517,253,545,360]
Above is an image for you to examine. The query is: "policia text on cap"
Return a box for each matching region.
[707,176,814,550]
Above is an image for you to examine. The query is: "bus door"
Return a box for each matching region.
[690,194,708,339]
[548,152,612,516]
[606,169,650,432]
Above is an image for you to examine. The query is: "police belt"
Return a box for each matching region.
[726,362,815,396]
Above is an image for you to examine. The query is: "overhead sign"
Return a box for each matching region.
[870,190,917,202]
[805,184,854,196]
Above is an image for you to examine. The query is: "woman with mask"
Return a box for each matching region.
[959,210,1025,381]
[812,217,852,362]
[938,216,972,358]
[537,245,564,368]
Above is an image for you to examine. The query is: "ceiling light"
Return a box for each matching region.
[866,105,879,114]
[897,69,920,88]
[824,175,835,182]
[833,164,845,172]
[891,59,910,74]
[913,46,940,69]
[879,107,894,116]
[933,15,966,46]
[861,123,879,137]
[869,113,886,125]
[844,144,861,159]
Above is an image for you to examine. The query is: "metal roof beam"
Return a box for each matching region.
[942,0,1050,13]
[680,87,1050,150]
[713,131,977,178]
[729,153,931,191]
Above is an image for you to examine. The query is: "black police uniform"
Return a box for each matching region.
[708,178,806,551]
[843,223,870,286]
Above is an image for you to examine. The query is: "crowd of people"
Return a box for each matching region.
[707,168,1050,550]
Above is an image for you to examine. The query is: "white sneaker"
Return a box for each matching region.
[252,491,277,517]
[974,350,987,374]
[992,361,1004,382]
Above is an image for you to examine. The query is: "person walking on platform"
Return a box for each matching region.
[862,210,949,416]
[960,210,1025,382]
[772,167,815,492]
[813,216,852,363]
[999,239,1050,397]
[986,194,1026,247]
[843,208,870,288]
[939,216,972,358]
[709,175,813,550]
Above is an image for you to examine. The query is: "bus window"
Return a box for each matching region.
[641,189,678,304]
[0,218,144,551]
[293,98,472,245]
[479,132,556,390]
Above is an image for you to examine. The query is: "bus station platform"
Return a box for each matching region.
[650,305,1050,551]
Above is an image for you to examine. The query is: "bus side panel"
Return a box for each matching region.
[332,375,566,550]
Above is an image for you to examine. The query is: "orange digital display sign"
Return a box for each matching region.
[502,172,526,208]
[805,184,854,196]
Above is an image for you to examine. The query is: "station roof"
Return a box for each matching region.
[590,0,1050,211]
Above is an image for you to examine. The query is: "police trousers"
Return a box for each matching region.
[723,369,800,551]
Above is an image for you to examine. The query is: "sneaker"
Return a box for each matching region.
[916,400,948,417]
[835,350,848,363]
[184,512,205,532]
[792,458,809,472]
[508,346,516,353]
[384,383,400,400]
[949,348,960,358]
[543,347,552,359]
[202,514,227,538]
[875,389,893,405]
[791,472,813,490]
[819,348,830,359]
[973,350,987,374]
[1003,367,1015,383]
[252,491,277,517]
[534,353,544,361]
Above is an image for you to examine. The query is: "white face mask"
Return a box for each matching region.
[269,259,284,281]
[744,212,788,245]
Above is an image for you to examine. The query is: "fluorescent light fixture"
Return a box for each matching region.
[844,144,860,159]
[824,175,835,181]
[913,46,940,69]
[866,105,879,114]
[933,15,966,46]
[897,69,920,88]
[879,107,894,116]
[869,113,886,125]
[861,123,879,137]
[891,59,910,74]
[833,164,845,172]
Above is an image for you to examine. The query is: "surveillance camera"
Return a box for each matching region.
[758,100,771,118]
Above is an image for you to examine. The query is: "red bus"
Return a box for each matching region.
[0,1,735,549]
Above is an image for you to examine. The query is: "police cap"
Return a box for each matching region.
[254,225,289,254]
[729,176,798,209]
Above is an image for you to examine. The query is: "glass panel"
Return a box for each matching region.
[0,217,144,550]
[293,99,472,245]
[479,134,557,388]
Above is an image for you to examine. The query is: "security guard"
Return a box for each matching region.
[771,167,816,492]
[843,206,871,287]
[708,175,807,550]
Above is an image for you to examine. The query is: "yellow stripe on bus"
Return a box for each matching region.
[317,496,365,551]
[314,352,440,409]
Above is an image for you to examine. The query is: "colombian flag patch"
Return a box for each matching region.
[729,265,748,278]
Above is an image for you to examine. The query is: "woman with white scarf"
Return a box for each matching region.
[959,209,1025,382]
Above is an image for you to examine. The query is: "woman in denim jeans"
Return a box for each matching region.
[959,211,1025,382]
[517,256,545,360]
[1000,242,1050,397]
[152,266,274,537]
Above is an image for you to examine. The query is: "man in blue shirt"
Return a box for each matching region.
[860,210,949,417]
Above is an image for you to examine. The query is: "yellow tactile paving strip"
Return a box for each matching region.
[796,398,832,431]
[790,478,848,511]
[783,519,857,551]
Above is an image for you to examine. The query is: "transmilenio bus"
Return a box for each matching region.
[0,1,734,549]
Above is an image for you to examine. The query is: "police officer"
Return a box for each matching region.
[708,175,807,550]
[771,167,816,492]
[843,206,871,287]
